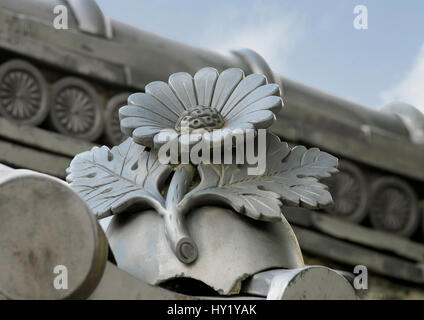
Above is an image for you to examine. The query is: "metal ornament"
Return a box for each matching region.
[67,67,339,265]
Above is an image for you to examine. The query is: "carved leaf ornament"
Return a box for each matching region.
[67,67,338,264]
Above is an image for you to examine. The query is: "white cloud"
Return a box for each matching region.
[380,43,424,113]
[97,0,303,75]
[195,1,304,74]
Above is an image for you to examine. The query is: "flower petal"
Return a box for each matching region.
[224,84,281,120]
[227,95,283,124]
[126,93,179,124]
[145,81,186,116]
[225,110,276,130]
[120,116,167,136]
[223,121,254,131]
[132,126,163,146]
[220,74,267,116]
[194,67,219,107]
[211,68,244,112]
[119,104,174,136]
[168,72,197,110]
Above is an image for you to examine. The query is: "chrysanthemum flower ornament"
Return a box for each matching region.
[66,67,338,264]
[119,67,282,149]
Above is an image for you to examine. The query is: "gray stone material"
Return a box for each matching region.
[285,208,424,262]
[0,169,108,299]
[67,67,338,265]
[241,267,356,300]
[107,206,304,296]
[291,225,424,284]
[0,117,96,158]
[0,139,71,178]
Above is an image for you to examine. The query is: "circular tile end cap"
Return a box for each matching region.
[269,266,357,300]
[0,170,108,299]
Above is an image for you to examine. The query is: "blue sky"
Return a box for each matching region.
[97,0,424,111]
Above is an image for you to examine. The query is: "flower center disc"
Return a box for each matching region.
[175,106,225,133]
